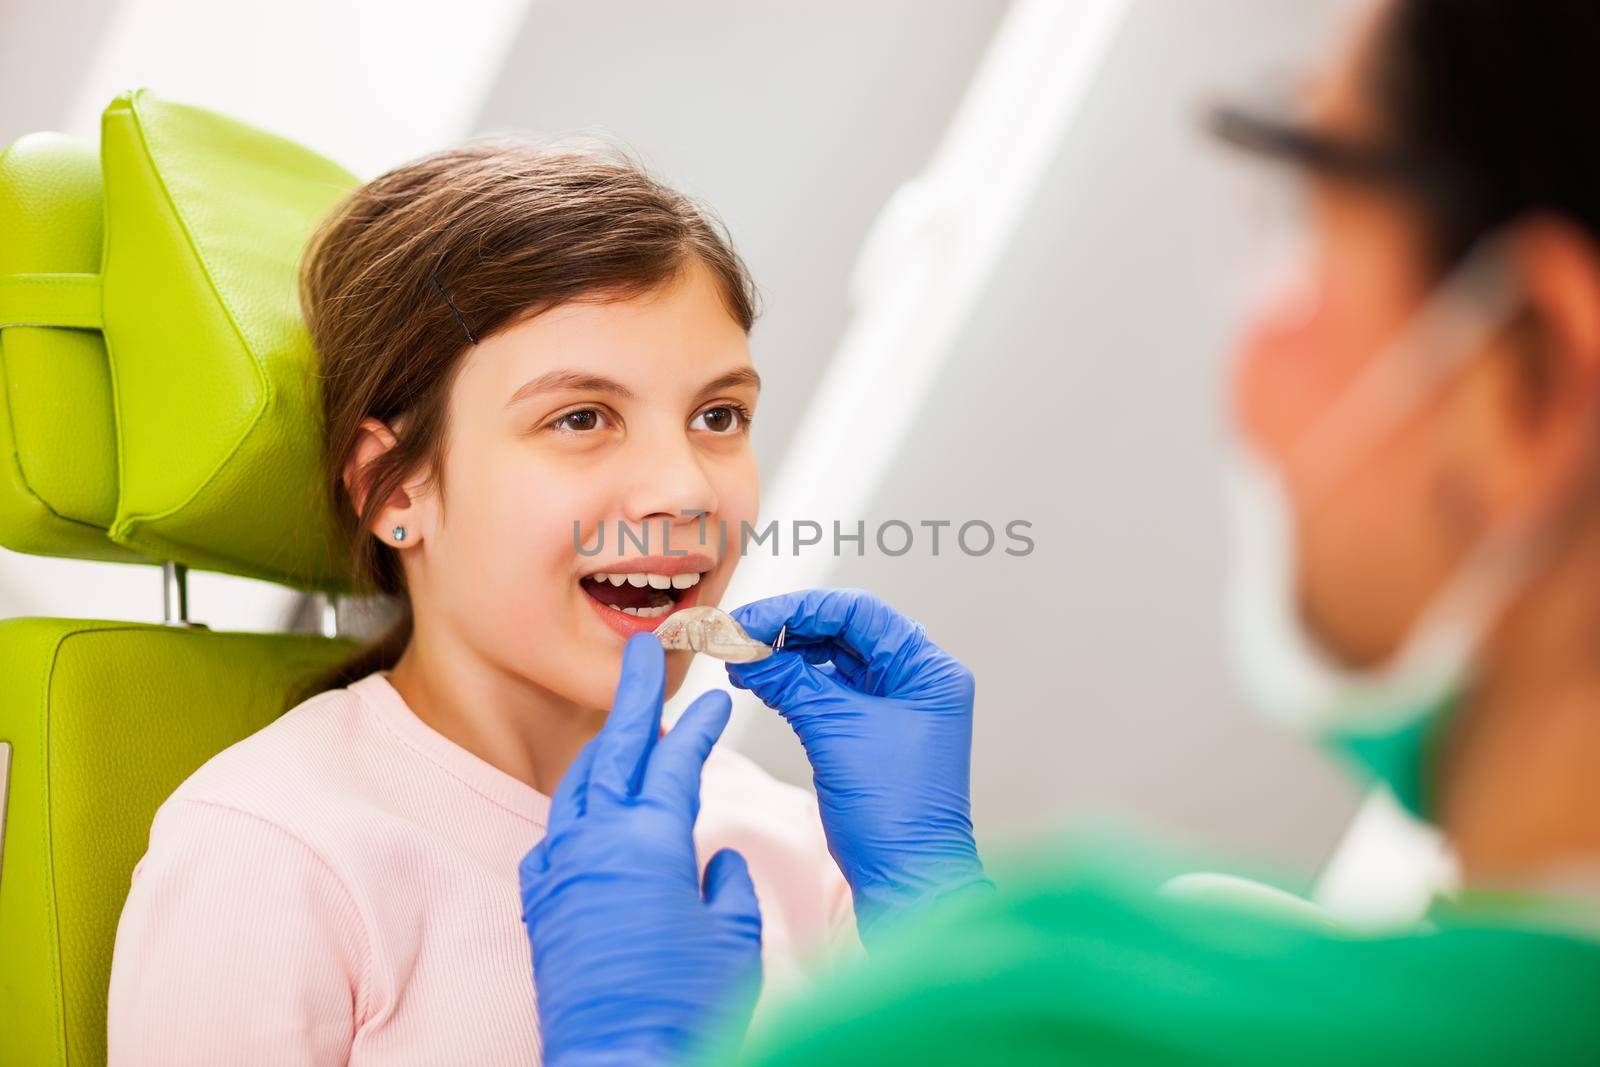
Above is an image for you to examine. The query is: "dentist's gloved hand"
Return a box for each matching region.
[727,589,990,945]
[520,633,763,1067]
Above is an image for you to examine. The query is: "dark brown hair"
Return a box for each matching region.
[300,136,758,689]
[1369,0,1600,272]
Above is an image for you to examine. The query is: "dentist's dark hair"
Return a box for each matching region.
[299,136,758,692]
[1369,0,1600,269]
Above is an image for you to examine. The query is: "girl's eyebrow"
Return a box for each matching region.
[505,366,762,409]
[695,367,762,399]
[506,369,634,408]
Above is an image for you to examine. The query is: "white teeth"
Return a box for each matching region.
[586,570,704,592]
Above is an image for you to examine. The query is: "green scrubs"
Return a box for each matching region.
[712,833,1600,1067]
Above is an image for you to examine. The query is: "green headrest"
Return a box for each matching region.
[0,133,139,563]
[0,89,363,591]
[101,90,361,590]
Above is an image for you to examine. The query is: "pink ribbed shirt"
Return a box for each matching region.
[106,671,853,1066]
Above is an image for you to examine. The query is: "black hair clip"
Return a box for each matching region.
[430,271,479,345]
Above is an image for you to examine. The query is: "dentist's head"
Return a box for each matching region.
[1218,0,1600,878]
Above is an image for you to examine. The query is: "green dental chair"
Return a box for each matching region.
[0,89,368,1066]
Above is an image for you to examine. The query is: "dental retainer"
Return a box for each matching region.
[655,606,775,663]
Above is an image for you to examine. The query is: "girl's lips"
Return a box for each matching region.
[584,578,704,639]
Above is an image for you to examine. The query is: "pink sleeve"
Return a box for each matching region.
[107,798,370,1066]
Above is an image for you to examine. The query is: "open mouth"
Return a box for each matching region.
[580,569,702,620]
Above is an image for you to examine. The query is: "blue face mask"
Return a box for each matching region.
[1222,235,1533,821]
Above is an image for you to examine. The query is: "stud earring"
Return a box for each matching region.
[392,526,407,543]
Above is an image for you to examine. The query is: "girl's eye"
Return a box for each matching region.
[550,407,613,434]
[690,404,752,435]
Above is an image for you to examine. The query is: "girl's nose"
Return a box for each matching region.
[620,435,720,532]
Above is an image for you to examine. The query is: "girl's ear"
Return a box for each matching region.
[343,417,422,547]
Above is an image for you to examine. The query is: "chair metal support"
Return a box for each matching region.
[315,592,340,639]
[161,561,202,628]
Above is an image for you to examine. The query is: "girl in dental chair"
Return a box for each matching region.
[106,139,851,1066]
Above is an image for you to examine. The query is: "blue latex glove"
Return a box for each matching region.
[726,589,991,943]
[519,633,763,1067]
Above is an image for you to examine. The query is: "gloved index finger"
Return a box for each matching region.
[589,632,667,803]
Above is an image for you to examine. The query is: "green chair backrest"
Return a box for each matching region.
[0,621,352,1066]
[0,89,365,1066]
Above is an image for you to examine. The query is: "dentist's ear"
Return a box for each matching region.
[343,417,426,548]
[1472,217,1600,526]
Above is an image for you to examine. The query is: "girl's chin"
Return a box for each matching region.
[575,645,693,713]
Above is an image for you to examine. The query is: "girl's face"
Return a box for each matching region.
[401,260,760,709]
